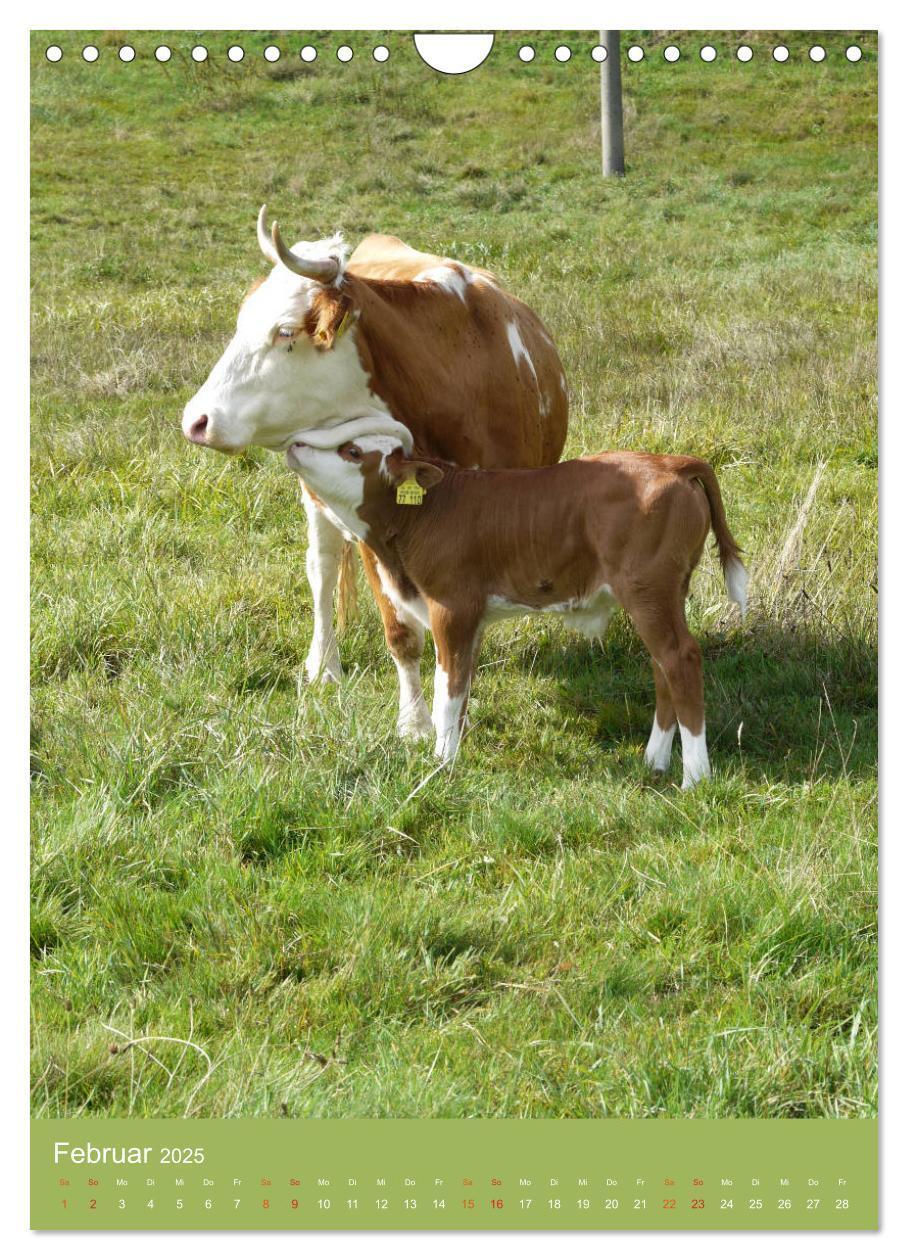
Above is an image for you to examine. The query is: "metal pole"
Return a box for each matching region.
[600,30,625,176]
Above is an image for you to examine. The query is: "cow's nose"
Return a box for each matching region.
[186,415,209,444]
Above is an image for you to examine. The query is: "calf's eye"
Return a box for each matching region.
[276,326,297,339]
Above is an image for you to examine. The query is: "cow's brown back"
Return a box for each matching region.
[344,238,568,470]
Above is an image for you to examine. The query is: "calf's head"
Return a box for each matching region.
[182,207,363,454]
[286,432,444,539]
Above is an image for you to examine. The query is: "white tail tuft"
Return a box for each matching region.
[724,558,749,618]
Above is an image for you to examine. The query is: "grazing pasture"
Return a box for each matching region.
[31,31,877,1118]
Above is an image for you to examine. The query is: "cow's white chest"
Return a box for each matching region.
[484,584,618,638]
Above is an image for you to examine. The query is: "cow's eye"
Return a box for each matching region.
[347,445,363,461]
[276,325,297,339]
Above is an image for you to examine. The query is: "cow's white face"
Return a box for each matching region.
[182,240,385,453]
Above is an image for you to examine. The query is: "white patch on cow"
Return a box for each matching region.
[287,432,406,542]
[724,558,749,618]
[289,449,367,542]
[301,493,345,683]
[483,595,537,624]
[371,559,433,738]
[432,662,467,762]
[558,586,617,638]
[393,654,433,740]
[506,320,538,387]
[484,584,616,639]
[414,265,469,304]
[679,724,711,789]
[644,716,676,773]
[375,561,431,633]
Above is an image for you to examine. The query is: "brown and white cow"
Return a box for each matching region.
[182,208,568,736]
[284,424,748,788]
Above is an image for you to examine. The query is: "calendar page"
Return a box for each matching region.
[29,26,878,1232]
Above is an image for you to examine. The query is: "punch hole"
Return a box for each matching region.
[591,46,606,63]
[337,45,353,62]
[155,46,172,63]
[846,45,863,62]
[82,45,99,63]
[664,46,680,63]
[191,46,208,63]
[373,45,390,62]
[700,45,717,62]
[228,46,244,63]
[627,46,644,63]
[773,46,790,63]
[45,45,62,62]
[809,45,826,62]
[413,33,494,74]
[518,45,535,62]
[736,45,753,63]
[300,46,317,62]
[554,45,572,62]
[264,46,280,62]
[118,46,136,63]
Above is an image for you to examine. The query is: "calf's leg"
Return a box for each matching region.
[644,660,678,773]
[301,490,344,683]
[359,546,433,740]
[628,601,710,788]
[429,607,481,763]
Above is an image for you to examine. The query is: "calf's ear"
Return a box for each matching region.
[395,458,445,490]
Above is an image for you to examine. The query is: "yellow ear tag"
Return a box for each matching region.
[396,476,425,506]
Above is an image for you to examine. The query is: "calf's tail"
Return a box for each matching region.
[684,460,749,618]
[336,540,359,632]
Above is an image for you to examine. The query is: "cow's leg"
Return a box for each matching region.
[358,545,433,740]
[429,606,481,763]
[627,598,710,789]
[301,490,344,683]
[644,659,678,773]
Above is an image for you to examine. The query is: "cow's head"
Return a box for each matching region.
[181,207,364,454]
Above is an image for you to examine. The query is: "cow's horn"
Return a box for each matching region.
[257,204,278,264]
[269,217,340,284]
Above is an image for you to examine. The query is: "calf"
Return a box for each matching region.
[287,423,748,788]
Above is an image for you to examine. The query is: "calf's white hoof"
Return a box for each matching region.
[679,724,711,789]
[644,718,676,773]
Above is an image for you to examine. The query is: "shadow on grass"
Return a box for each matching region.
[518,619,877,784]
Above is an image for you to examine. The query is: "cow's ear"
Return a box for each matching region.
[305,289,354,352]
[396,459,445,491]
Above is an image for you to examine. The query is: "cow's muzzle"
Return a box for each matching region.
[185,414,210,444]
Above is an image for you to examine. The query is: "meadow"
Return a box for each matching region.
[31,30,877,1118]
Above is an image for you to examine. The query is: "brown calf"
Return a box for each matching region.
[287,427,748,787]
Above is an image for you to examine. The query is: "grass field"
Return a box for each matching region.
[31,30,877,1118]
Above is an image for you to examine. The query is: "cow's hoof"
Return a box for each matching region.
[398,711,434,741]
[305,654,344,685]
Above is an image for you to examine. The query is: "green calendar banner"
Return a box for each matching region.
[31,1119,877,1230]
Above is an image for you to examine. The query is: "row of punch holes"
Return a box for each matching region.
[45,42,865,65]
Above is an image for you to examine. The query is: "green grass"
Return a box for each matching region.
[31,30,877,1119]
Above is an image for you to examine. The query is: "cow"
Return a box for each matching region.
[182,208,568,738]
[283,424,749,788]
